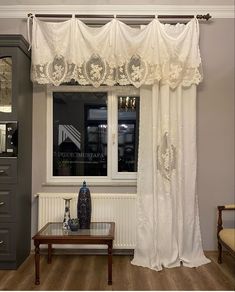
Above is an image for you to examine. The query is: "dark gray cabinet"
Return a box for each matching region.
[0,35,32,269]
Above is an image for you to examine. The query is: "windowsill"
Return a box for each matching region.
[42,180,137,187]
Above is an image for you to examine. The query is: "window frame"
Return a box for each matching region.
[46,85,139,185]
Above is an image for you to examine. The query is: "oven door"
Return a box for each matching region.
[0,122,18,157]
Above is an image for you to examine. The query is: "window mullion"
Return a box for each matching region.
[47,87,53,181]
[112,92,119,179]
[109,91,117,179]
[108,91,115,179]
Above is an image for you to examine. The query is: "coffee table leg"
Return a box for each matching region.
[48,244,52,263]
[108,241,113,285]
[34,241,40,285]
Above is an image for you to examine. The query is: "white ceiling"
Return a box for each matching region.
[0,0,234,5]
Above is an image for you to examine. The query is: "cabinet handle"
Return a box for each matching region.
[0,201,5,206]
[0,240,3,244]
[0,170,5,174]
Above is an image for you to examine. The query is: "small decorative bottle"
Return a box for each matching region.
[77,181,91,229]
[63,198,72,230]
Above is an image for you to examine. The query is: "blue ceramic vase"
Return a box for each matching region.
[77,181,91,229]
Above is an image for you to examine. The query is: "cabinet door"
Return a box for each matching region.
[0,47,18,120]
[0,185,16,222]
[0,222,16,261]
[0,158,17,183]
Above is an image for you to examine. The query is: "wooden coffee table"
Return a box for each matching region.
[32,222,115,285]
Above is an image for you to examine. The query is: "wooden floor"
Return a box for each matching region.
[0,251,234,290]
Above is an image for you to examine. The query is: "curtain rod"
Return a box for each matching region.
[27,13,212,22]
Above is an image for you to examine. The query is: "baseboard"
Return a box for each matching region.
[30,249,223,256]
[31,248,134,256]
[31,249,219,256]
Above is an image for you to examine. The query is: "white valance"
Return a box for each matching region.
[30,16,202,88]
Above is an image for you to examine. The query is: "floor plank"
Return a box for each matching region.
[0,251,234,290]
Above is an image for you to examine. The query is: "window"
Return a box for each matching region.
[47,86,139,184]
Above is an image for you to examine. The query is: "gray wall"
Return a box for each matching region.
[0,0,234,5]
[0,17,234,250]
[0,19,27,37]
[197,18,234,249]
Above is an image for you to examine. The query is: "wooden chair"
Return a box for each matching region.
[217,205,235,263]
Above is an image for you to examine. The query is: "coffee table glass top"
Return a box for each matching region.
[38,222,113,237]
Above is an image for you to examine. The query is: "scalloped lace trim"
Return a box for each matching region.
[31,54,202,88]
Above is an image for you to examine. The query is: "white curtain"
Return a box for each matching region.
[131,84,210,270]
[29,15,209,270]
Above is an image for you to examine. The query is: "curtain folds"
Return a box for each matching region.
[30,16,202,88]
[131,84,210,270]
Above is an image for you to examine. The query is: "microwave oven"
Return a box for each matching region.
[0,121,18,157]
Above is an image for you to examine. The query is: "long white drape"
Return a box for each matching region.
[131,84,210,269]
[29,15,209,270]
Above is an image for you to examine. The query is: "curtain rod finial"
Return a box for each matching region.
[197,13,212,20]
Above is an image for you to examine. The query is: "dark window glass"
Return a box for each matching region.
[53,92,107,176]
[118,96,139,172]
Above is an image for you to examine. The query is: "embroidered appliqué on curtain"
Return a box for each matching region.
[157,132,176,181]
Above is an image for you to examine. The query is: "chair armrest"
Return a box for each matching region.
[224,204,235,210]
[217,205,235,236]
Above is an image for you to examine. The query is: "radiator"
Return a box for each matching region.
[37,193,137,249]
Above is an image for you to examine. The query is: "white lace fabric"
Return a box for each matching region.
[30,17,202,88]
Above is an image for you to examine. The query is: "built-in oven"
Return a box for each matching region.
[0,122,18,157]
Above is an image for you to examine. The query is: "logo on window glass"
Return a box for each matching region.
[58,125,81,150]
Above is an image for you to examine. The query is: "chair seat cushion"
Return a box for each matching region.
[219,228,235,251]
